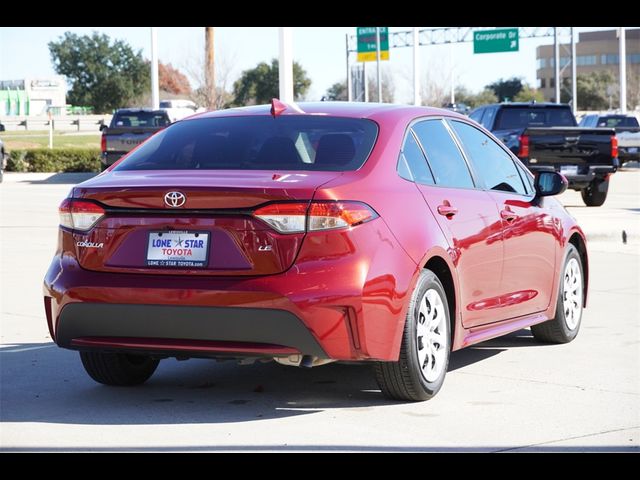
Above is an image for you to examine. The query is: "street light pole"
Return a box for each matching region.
[619,27,627,113]
[346,34,352,101]
[150,27,159,110]
[554,27,560,103]
[376,27,382,102]
[413,27,420,106]
[279,27,294,103]
[571,27,577,113]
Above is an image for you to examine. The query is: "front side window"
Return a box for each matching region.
[412,119,474,189]
[449,120,527,195]
[114,116,378,172]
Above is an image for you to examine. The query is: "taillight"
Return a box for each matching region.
[100,133,106,153]
[518,134,529,158]
[59,198,105,231]
[611,135,618,159]
[253,201,378,234]
[253,203,307,233]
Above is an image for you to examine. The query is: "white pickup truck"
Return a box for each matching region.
[579,113,640,164]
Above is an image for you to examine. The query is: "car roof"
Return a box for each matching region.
[184,101,468,123]
[115,108,167,114]
[480,102,571,108]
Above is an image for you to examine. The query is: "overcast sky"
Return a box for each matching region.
[0,26,618,104]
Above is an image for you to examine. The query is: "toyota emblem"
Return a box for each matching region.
[164,191,186,208]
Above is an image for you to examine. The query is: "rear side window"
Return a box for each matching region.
[481,106,497,129]
[114,116,378,172]
[469,108,484,124]
[450,120,527,195]
[495,107,576,129]
[112,111,170,128]
[412,119,474,189]
[397,131,434,184]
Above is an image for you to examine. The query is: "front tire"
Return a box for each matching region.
[374,269,451,401]
[531,244,584,343]
[581,178,609,207]
[80,351,159,386]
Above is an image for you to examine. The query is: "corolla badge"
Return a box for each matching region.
[76,241,104,248]
[164,191,186,208]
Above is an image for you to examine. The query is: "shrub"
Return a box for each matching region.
[5,148,101,172]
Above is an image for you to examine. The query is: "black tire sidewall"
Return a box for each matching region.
[555,245,584,341]
[403,270,451,397]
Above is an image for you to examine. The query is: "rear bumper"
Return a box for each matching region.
[527,162,618,189]
[43,220,419,361]
[57,303,327,358]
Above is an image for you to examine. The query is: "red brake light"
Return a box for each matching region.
[611,135,618,159]
[59,198,105,231]
[100,133,106,153]
[518,134,529,158]
[253,201,378,234]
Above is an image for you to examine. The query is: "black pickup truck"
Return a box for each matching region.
[469,102,619,206]
[100,108,171,170]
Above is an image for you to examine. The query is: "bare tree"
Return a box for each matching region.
[183,47,236,111]
[366,65,395,103]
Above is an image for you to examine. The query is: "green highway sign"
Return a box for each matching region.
[357,27,389,62]
[473,28,519,54]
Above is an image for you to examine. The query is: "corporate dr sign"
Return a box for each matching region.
[473,28,519,54]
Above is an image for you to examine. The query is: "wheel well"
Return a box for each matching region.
[569,233,589,305]
[424,256,456,342]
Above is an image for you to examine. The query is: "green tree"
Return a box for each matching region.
[514,85,544,102]
[49,32,150,113]
[574,71,617,110]
[454,86,497,109]
[324,81,348,101]
[486,77,524,102]
[231,59,311,106]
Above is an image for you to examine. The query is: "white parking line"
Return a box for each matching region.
[0,345,55,353]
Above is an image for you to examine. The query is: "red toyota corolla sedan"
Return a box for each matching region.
[43,101,588,401]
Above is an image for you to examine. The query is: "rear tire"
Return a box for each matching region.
[531,244,584,344]
[581,178,609,207]
[374,269,451,401]
[80,351,159,386]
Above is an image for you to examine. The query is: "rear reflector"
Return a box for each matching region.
[518,134,530,158]
[59,198,105,231]
[254,201,378,234]
[100,133,106,153]
[611,135,618,159]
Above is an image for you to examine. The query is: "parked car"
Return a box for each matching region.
[469,102,618,206]
[100,108,171,170]
[579,113,640,164]
[443,102,470,115]
[159,99,204,123]
[44,100,588,401]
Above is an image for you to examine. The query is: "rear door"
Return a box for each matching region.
[408,119,505,328]
[448,119,558,319]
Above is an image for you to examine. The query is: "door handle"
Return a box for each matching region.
[500,209,518,222]
[437,204,458,218]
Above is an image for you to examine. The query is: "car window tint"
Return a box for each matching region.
[450,120,527,195]
[469,108,484,124]
[481,107,496,129]
[412,119,474,189]
[112,112,170,128]
[114,116,378,172]
[397,131,434,184]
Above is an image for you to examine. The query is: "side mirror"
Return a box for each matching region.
[535,171,568,197]
[99,124,107,132]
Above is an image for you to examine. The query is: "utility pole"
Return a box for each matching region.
[554,27,560,103]
[150,27,159,110]
[205,27,215,110]
[571,27,577,113]
[413,27,420,106]
[279,27,294,103]
[619,27,627,113]
[376,27,382,102]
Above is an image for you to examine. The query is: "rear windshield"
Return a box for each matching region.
[495,107,577,129]
[113,116,379,171]
[596,116,639,128]
[111,111,170,128]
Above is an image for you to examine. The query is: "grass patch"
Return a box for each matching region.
[0,131,100,150]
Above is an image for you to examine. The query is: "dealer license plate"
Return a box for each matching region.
[146,231,209,267]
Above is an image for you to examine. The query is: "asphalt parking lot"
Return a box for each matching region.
[1,170,638,452]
